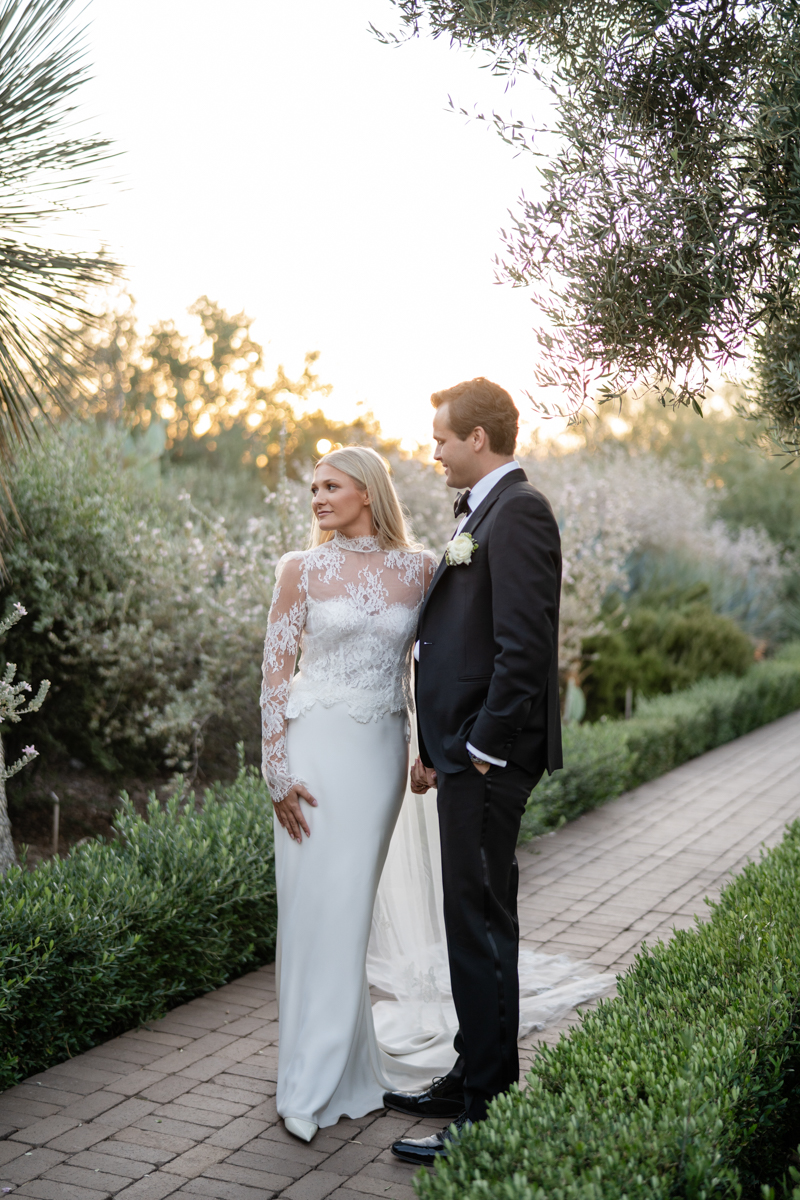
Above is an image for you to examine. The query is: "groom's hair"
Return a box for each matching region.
[431,377,519,455]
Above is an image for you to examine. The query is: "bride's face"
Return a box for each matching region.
[311,464,372,533]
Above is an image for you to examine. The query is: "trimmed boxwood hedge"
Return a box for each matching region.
[522,644,800,842]
[0,761,276,1091]
[416,820,800,1200]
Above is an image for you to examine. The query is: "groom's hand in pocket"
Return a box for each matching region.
[410,755,437,793]
[273,784,317,843]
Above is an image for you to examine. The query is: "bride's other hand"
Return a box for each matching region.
[274,785,317,843]
[410,755,437,794]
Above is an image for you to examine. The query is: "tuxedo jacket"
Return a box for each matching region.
[415,467,562,777]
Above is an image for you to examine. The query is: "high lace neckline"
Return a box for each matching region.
[330,531,382,553]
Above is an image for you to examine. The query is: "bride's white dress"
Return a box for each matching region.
[261,532,438,1126]
[261,530,613,1129]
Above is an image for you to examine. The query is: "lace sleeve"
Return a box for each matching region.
[422,550,439,596]
[260,554,307,802]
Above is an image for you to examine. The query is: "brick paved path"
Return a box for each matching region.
[2,710,800,1200]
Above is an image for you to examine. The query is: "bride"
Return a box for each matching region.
[260,445,437,1142]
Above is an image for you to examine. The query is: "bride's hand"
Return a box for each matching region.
[410,755,437,794]
[274,784,317,843]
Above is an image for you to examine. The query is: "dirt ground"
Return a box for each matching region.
[6,758,175,869]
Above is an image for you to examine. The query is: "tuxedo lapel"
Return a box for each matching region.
[418,467,527,622]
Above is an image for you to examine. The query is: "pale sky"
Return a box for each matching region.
[75,0,559,448]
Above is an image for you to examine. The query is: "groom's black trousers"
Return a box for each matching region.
[437,757,544,1123]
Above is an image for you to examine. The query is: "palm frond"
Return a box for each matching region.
[0,0,123,467]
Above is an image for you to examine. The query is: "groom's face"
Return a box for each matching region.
[432,403,480,490]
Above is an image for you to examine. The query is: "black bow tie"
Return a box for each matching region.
[453,490,472,519]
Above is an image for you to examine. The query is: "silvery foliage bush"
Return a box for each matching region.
[0,605,50,775]
[3,425,784,774]
[390,448,785,675]
[1,424,311,774]
[529,451,784,671]
[526,453,640,673]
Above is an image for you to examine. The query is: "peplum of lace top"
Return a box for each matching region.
[260,531,437,802]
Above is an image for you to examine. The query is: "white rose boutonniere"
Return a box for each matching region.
[445,531,478,566]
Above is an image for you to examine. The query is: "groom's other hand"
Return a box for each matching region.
[410,755,437,793]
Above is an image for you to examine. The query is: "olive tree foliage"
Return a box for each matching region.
[377,0,800,454]
[0,0,120,468]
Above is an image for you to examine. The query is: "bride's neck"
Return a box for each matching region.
[333,513,376,541]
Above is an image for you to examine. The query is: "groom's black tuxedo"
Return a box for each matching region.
[416,467,562,777]
[414,466,562,1122]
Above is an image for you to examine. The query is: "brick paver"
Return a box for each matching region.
[3,709,800,1198]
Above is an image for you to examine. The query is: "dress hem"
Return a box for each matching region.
[280,1093,387,1130]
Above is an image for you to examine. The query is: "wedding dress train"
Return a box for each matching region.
[367,725,614,1088]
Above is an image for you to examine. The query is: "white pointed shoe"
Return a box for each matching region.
[284,1117,318,1142]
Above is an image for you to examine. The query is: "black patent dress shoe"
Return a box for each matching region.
[391,1112,472,1166]
[383,1075,465,1119]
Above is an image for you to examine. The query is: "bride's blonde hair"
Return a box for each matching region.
[308,445,420,551]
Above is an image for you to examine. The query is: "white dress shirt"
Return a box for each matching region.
[453,460,520,536]
[416,460,521,769]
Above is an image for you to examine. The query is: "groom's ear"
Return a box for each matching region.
[470,426,489,453]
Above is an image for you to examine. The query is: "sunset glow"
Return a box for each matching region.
[80,0,554,448]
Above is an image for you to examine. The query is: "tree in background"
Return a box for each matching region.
[0,0,120,475]
[65,295,397,496]
[379,1,800,454]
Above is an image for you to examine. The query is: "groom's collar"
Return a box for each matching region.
[464,460,521,517]
[461,465,527,538]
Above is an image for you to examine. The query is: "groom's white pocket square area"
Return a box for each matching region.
[445,532,478,566]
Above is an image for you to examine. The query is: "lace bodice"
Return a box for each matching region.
[261,532,437,801]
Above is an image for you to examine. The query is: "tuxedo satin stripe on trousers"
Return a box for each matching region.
[437,756,545,1121]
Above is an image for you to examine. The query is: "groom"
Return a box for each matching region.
[387,378,562,1165]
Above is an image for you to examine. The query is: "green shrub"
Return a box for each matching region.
[582,592,755,721]
[416,820,800,1200]
[0,758,276,1090]
[521,645,800,842]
